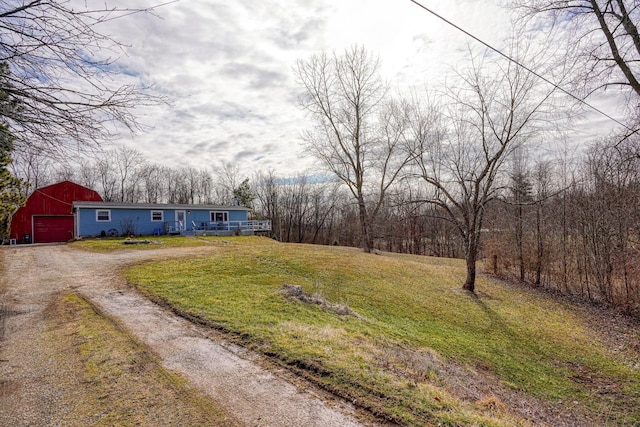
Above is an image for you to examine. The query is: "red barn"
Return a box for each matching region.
[10,181,103,244]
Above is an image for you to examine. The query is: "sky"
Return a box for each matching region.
[94,0,627,176]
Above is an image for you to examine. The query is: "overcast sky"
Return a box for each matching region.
[96,0,626,176]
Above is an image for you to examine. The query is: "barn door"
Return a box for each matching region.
[33,215,74,243]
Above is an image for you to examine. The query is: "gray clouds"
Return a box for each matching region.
[95,0,621,175]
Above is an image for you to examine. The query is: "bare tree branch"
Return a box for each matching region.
[511,0,640,130]
[0,1,166,156]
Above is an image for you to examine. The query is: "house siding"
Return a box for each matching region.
[75,205,249,237]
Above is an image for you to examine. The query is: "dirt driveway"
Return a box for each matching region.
[0,244,373,426]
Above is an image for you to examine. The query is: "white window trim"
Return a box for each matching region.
[96,209,111,222]
[210,211,229,222]
[151,210,164,222]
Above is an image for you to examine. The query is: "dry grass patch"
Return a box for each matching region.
[281,283,360,317]
[45,292,239,426]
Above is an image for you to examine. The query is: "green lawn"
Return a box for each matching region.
[122,236,640,426]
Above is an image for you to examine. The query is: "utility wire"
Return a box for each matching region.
[95,1,180,24]
[406,0,637,136]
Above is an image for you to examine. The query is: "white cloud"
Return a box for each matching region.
[92,0,628,177]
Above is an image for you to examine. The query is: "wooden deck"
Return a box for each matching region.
[161,220,272,236]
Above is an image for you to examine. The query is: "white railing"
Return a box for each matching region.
[192,220,271,231]
[165,221,184,233]
[245,220,272,231]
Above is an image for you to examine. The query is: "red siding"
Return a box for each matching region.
[10,181,103,243]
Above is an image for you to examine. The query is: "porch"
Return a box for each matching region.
[189,220,271,236]
[159,220,271,236]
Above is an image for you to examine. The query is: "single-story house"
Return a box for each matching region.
[10,181,103,244]
[73,201,271,237]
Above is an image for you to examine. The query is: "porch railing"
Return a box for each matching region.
[191,220,272,232]
[165,221,184,234]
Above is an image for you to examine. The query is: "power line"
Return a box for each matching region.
[96,1,180,24]
[406,0,637,135]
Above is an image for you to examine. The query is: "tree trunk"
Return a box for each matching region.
[464,256,476,292]
[357,196,373,253]
[463,238,477,292]
[534,203,543,286]
[516,203,525,281]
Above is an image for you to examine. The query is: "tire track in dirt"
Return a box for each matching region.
[0,245,372,427]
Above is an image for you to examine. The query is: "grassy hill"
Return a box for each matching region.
[119,236,640,426]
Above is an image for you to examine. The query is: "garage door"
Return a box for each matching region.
[33,216,74,243]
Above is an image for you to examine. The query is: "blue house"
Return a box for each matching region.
[73,201,271,237]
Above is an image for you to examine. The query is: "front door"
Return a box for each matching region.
[175,210,186,231]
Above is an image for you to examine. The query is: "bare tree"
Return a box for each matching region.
[213,162,242,205]
[139,163,165,203]
[253,169,282,239]
[508,147,534,282]
[280,174,313,242]
[166,167,191,204]
[530,159,554,286]
[52,162,76,183]
[10,147,52,196]
[0,1,163,155]
[95,154,117,202]
[308,180,341,245]
[196,169,213,204]
[76,161,99,192]
[409,51,556,292]
[114,146,144,202]
[581,137,640,307]
[512,0,640,127]
[296,46,411,253]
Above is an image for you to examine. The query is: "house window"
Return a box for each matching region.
[96,209,111,222]
[210,211,228,222]
[151,210,164,222]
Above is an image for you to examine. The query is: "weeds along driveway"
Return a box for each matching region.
[0,244,370,427]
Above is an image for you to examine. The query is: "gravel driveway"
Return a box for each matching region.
[0,244,372,426]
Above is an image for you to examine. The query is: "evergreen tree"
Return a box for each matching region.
[0,125,26,241]
[233,178,255,215]
[0,62,26,241]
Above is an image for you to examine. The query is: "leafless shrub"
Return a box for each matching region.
[120,217,137,236]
